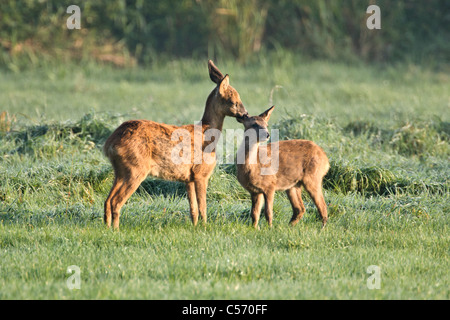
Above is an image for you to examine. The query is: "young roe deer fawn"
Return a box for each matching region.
[103,60,248,229]
[236,106,329,228]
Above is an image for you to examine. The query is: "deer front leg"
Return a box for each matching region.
[250,193,264,229]
[186,181,199,226]
[194,179,208,224]
[263,189,275,227]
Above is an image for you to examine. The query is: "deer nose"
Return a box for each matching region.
[266,132,270,139]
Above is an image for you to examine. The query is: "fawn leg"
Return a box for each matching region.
[194,179,208,225]
[250,193,264,228]
[303,178,328,227]
[286,186,306,226]
[296,186,306,219]
[186,181,199,226]
[263,189,275,227]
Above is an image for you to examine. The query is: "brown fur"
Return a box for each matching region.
[103,60,248,229]
[236,106,330,228]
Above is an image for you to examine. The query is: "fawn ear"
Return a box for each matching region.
[208,60,225,84]
[259,106,275,122]
[218,74,229,96]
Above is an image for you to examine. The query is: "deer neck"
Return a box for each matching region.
[193,91,225,155]
[200,90,225,132]
[237,134,260,168]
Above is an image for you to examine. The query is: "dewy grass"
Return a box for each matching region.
[0,60,448,299]
[324,160,448,196]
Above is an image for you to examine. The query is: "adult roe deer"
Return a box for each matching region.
[103,60,248,229]
[236,106,329,228]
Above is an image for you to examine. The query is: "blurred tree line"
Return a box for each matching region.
[0,0,448,68]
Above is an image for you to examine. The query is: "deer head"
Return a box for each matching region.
[239,105,275,142]
[207,60,248,121]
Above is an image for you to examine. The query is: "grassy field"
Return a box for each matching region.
[0,56,448,299]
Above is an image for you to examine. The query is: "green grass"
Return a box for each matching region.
[0,57,448,299]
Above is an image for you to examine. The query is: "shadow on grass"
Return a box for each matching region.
[137,178,186,198]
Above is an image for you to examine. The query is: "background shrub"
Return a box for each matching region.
[1,0,448,68]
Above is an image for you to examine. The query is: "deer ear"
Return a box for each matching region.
[208,60,224,84]
[259,106,275,122]
[219,74,229,96]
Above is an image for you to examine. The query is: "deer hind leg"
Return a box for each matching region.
[303,176,328,227]
[109,170,147,230]
[104,177,123,227]
[250,193,264,229]
[186,181,199,226]
[286,186,306,226]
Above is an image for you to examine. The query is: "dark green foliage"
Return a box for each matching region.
[0,0,448,67]
[265,0,450,63]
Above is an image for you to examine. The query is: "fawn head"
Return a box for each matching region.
[208,60,248,121]
[239,106,275,142]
